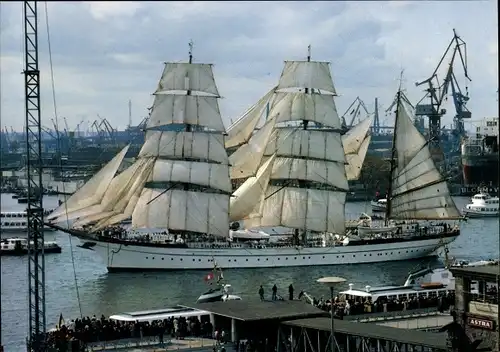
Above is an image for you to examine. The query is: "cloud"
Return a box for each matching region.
[0,1,497,133]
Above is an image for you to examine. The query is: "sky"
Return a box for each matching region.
[0,1,498,133]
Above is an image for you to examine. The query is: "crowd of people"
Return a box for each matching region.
[44,314,213,350]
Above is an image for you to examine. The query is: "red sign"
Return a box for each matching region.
[467,317,495,330]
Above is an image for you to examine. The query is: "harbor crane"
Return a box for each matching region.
[22,1,46,351]
[414,29,471,161]
[340,97,370,128]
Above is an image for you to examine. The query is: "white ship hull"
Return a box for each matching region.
[462,209,499,218]
[76,234,458,272]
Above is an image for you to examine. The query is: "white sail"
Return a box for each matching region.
[59,60,231,237]
[132,188,229,237]
[264,128,345,163]
[277,61,337,95]
[71,159,153,227]
[268,92,341,128]
[342,116,373,181]
[230,155,276,222]
[139,131,228,164]
[345,136,370,181]
[128,60,230,237]
[342,116,373,155]
[150,159,232,193]
[47,145,129,221]
[389,99,461,220]
[243,187,346,234]
[146,94,225,132]
[229,115,278,179]
[156,63,219,96]
[225,87,276,149]
[92,166,151,231]
[242,58,348,233]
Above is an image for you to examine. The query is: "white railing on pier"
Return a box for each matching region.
[86,336,214,351]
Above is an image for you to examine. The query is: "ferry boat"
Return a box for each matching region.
[1,237,62,255]
[340,267,456,307]
[370,198,387,212]
[47,52,459,272]
[1,210,56,232]
[462,192,499,218]
[339,258,494,308]
[109,306,211,323]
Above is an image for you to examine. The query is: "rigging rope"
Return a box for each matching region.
[44,1,83,318]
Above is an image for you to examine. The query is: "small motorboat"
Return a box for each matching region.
[196,263,242,303]
[370,198,387,212]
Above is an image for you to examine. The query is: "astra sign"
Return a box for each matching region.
[467,317,495,330]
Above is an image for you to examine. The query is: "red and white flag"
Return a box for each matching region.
[204,273,214,281]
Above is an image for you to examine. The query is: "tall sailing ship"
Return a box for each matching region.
[48,50,460,272]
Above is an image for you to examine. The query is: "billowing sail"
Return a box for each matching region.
[229,114,278,179]
[71,159,154,227]
[230,155,276,221]
[342,116,373,181]
[129,61,230,237]
[47,145,129,221]
[241,59,348,234]
[54,61,231,238]
[225,87,276,149]
[156,63,219,96]
[389,98,461,220]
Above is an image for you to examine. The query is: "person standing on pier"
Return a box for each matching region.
[272,284,278,300]
[288,284,294,300]
[259,285,265,301]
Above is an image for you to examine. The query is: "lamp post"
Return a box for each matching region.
[317,277,346,352]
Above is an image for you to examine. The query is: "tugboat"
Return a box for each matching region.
[196,262,242,303]
[0,238,62,256]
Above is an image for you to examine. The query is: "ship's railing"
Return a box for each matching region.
[343,307,446,322]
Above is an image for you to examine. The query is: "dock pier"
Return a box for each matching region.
[185,300,451,352]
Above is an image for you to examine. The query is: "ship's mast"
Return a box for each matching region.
[186,40,193,132]
[385,89,402,224]
[296,45,313,245]
[303,45,311,130]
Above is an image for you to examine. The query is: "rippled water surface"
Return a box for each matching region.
[1,193,498,350]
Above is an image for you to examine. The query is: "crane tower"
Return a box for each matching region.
[23,1,47,350]
[415,29,471,162]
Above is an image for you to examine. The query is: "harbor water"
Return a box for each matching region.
[1,193,498,351]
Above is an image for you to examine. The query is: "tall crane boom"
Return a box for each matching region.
[23,1,46,350]
[415,29,471,161]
